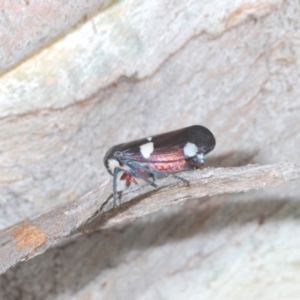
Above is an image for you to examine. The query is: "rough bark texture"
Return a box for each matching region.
[0,162,298,276]
[1,0,300,299]
[0,0,111,73]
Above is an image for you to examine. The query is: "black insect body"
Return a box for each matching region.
[104,125,216,205]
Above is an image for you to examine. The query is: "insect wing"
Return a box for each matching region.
[113,125,215,163]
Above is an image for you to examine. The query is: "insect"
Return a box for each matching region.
[104,125,216,206]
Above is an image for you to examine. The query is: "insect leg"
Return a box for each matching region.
[123,160,189,187]
[113,164,158,206]
[172,174,189,185]
[113,167,123,206]
[125,160,168,180]
[127,161,188,185]
[126,180,131,188]
[126,166,158,188]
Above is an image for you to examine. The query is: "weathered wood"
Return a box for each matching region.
[1,0,299,298]
[0,162,299,275]
[0,0,111,73]
[0,0,285,229]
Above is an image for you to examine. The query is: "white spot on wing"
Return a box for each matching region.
[108,159,120,172]
[147,137,152,141]
[183,142,198,157]
[140,142,154,158]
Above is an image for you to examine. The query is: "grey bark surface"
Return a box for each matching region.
[1,0,300,299]
[0,162,298,275]
[0,0,111,73]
